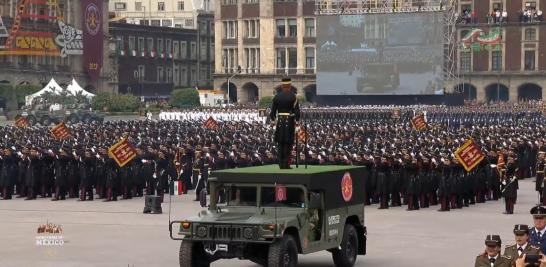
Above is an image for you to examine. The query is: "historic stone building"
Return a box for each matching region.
[0,0,114,94]
[454,0,546,102]
[214,0,317,104]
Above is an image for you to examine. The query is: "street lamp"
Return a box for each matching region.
[227,66,241,104]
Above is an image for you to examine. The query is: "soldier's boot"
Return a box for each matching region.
[132,186,138,198]
[450,195,457,209]
[463,198,469,207]
[40,185,47,198]
[429,193,437,206]
[407,195,414,211]
[68,188,76,198]
[78,188,86,201]
[420,194,428,208]
[96,186,102,199]
[159,193,164,203]
[24,188,36,200]
[17,186,27,198]
[103,188,113,202]
[469,195,476,205]
[122,187,128,200]
[2,187,12,200]
[391,193,401,207]
[51,187,60,201]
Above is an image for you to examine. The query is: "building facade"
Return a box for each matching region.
[109,0,214,29]
[110,20,214,99]
[214,0,317,103]
[0,0,114,96]
[453,0,546,102]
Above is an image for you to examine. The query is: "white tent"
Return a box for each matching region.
[66,79,95,98]
[25,78,64,106]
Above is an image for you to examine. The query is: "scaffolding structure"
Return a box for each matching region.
[315,0,459,93]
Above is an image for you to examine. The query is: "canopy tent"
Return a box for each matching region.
[66,79,95,98]
[25,78,64,106]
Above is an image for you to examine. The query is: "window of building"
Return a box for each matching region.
[173,41,180,59]
[151,20,161,26]
[191,42,197,59]
[157,39,164,54]
[138,37,145,53]
[116,36,124,53]
[305,18,315,37]
[181,67,188,85]
[288,19,297,38]
[138,65,145,81]
[460,51,471,72]
[491,50,502,71]
[167,67,172,82]
[157,67,164,82]
[158,2,165,11]
[114,2,126,10]
[200,42,208,60]
[244,48,260,73]
[305,47,315,69]
[186,19,194,28]
[135,2,142,11]
[147,37,154,53]
[524,50,536,71]
[128,36,136,51]
[178,1,185,10]
[166,39,172,55]
[162,20,172,27]
[276,19,286,37]
[223,48,238,72]
[245,20,259,38]
[276,48,286,69]
[191,68,197,85]
[180,42,187,58]
[288,47,297,71]
[174,66,180,85]
[222,0,237,5]
[492,2,503,11]
[225,21,237,39]
[525,28,537,41]
[139,20,149,25]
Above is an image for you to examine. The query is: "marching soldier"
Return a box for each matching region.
[537,152,546,205]
[0,147,17,200]
[504,224,540,266]
[474,235,512,267]
[269,77,301,169]
[501,156,519,214]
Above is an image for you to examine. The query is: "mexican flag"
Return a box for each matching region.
[170,180,184,195]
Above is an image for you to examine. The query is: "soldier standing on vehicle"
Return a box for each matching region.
[269,77,300,169]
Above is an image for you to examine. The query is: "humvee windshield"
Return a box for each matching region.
[216,185,305,208]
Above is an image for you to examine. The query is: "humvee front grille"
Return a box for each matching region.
[210,225,243,240]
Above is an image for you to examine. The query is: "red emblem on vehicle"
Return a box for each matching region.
[275,185,287,202]
[341,172,353,202]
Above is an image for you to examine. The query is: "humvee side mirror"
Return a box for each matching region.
[199,190,208,208]
[308,192,321,209]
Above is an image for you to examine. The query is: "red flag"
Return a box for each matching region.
[411,114,427,131]
[15,117,30,128]
[108,138,137,167]
[203,116,218,130]
[454,138,485,172]
[50,122,70,140]
[297,127,308,143]
[275,185,287,202]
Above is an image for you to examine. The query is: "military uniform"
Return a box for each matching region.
[269,77,301,169]
[504,224,541,266]
[529,205,546,254]
[475,235,512,267]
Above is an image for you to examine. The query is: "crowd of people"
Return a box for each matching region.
[0,104,544,216]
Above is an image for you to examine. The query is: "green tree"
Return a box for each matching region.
[258,96,273,108]
[91,93,139,112]
[170,88,201,108]
[15,84,41,107]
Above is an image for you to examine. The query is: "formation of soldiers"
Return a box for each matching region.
[0,104,544,214]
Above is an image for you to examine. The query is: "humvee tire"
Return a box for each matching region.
[332,224,358,267]
[83,115,92,124]
[267,235,298,267]
[179,240,210,267]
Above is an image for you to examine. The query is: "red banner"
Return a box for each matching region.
[203,116,218,130]
[83,0,103,82]
[108,139,137,168]
[454,139,485,172]
[275,185,287,202]
[50,122,70,140]
[297,127,308,143]
[15,117,30,128]
[411,114,427,131]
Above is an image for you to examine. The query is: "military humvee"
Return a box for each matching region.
[170,165,367,267]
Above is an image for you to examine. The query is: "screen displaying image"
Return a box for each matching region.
[317,12,444,95]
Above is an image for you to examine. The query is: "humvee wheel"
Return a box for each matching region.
[83,115,92,124]
[332,224,358,267]
[179,240,210,267]
[268,235,298,267]
[41,116,51,126]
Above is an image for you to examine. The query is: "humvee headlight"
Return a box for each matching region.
[181,221,191,230]
[197,226,207,238]
[262,224,276,231]
[243,227,254,239]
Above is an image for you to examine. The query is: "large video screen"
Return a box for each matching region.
[317,13,444,95]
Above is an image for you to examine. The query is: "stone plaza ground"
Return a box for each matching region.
[0,178,541,267]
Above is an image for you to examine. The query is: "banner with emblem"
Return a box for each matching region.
[454,138,485,172]
[411,114,427,131]
[51,122,70,140]
[108,138,137,167]
[82,0,103,82]
[15,117,30,128]
[297,127,308,143]
[275,184,287,202]
[203,116,219,130]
